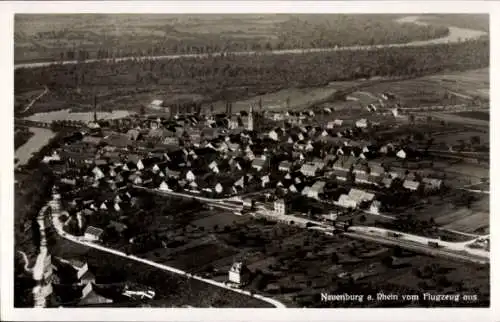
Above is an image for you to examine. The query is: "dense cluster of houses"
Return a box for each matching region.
[43,103,446,243]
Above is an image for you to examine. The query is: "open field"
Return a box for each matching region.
[444,211,489,235]
[432,130,489,146]
[445,164,489,179]
[423,68,489,100]
[431,195,489,235]
[354,79,470,107]
[198,68,489,118]
[440,196,489,231]
[204,86,340,114]
[360,71,488,108]
[423,112,489,127]
[190,211,246,230]
[15,14,451,63]
[453,111,489,121]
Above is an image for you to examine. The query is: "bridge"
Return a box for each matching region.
[15,118,84,130]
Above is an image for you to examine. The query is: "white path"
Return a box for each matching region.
[22,86,48,113]
[348,225,489,260]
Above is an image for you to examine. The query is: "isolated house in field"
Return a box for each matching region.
[396,149,407,159]
[84,226,104,242]
[149,100,164,110]
[228,262,251,285]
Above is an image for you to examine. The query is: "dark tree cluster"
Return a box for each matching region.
[16,40,489,105]
[15,15,451,63]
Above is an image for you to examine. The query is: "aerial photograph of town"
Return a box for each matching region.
[12,12,489,309]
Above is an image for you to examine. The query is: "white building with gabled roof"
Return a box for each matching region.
[228,262,251,285]
[186,170,196,182]
[158,181,170,192]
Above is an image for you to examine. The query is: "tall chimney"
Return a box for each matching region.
[93,93,98,123]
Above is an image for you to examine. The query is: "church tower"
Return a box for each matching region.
[247,104,254,131]
[32,206,54,308]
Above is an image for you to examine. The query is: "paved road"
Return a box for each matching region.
[47,201,286,308]
[14,16,486,70]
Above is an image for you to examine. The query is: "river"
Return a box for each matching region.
[23,109,134,123]
[15,127,55,168]
[14,16,487,70]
